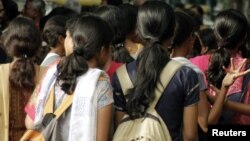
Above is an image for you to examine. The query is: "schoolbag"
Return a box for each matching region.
[113,60,182,141]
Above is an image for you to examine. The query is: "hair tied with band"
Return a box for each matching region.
[150,39,161,46]
[73,46,91,60]
[21,54,28,59]
[114,43,124,49]
[73,46,83,55]
[218,37,228,48]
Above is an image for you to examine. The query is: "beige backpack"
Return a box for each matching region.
[113,60,182,141]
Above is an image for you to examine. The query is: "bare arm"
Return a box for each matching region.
[115,111,125,127]
[207,86,228,124]
[224,100,250,116]
[198,90,208,133]
[97,104,113,141]
[183,104,199,141]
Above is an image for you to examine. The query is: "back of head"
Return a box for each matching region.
[95,5,130,63]
[3,17,41,93]
[198,28,218,54]
[189,4,204,26]
[4,17,41,58]
[95,5,126,45]
[57,15,114,94]
[23,0,46,19]
[119,3,138,36]
[137,1,175,44]
[43,15,67,47]
[213,9,248,50]
[127,1,175,119]
[40,6,78,30]
[207,9,248,88]
[2,0,19,23]
[172,11,195,49]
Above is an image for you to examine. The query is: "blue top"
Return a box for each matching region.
[112,61,200,141]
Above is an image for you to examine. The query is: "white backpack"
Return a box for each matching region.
[113,60,182,141]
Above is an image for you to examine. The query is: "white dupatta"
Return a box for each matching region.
[34,64,102,141]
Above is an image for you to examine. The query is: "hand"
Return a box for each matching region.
[222,58,250,87]
[207,84,220,104]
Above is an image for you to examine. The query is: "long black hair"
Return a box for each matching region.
[43,15,67,48]
[198,28,218,54]
[207,9,248,88]
[95,5,134,63]
[172,11,195,49]
[127,1,175,119]
[3,17,41,94]
[56,15,114,94]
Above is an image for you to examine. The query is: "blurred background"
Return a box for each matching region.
[12,0,250,28]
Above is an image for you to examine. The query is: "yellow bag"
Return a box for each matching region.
[114,60,182,141]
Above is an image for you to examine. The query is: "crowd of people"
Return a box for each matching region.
[0,0,250,141]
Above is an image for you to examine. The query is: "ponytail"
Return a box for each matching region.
[56,49,88,94]
[9,57,36,94]
[206,48,230,88]
[127,41,170,119]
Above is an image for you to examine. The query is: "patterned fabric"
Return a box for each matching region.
[0,63,44,141]
[9,91,30,141]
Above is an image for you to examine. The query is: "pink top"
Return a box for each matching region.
[190,54,250,124]
[190,54,211,75]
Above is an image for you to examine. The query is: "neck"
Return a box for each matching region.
[125,38,138,54]
[50,45,65,57]
[172,45,188,58]
[87,58,97,69]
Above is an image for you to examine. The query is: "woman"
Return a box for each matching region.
[170,12,209,138]
[41,15,67,66]
[0,17,43,141]
[25,15,114,141]
[197,28,218,55]
[206,9,250,124]
[112,1,199,141]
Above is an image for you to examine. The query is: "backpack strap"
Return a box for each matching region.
[116,64,134,97]
[147,60,183,115]
[44,85,74,119]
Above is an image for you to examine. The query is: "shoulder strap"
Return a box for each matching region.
[44,86,74,119]
[38,66,47,82]
[147,60,183,115]
[116,64,134,96]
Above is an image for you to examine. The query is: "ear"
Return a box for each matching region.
[100,46,106,57]
[58,35,65,45]
[201,46,208,54]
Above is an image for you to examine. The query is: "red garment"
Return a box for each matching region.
[106,61,122,80]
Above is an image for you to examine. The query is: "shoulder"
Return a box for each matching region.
[98,71,110,82]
